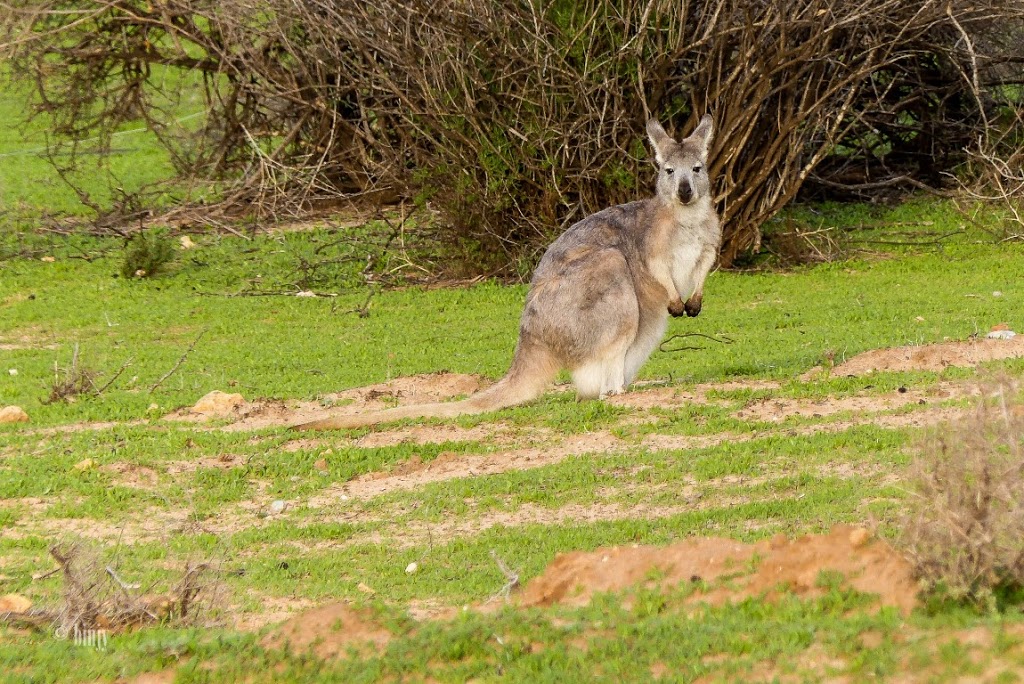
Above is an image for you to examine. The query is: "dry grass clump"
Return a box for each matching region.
[5,543,219,638]
[46,344,98,404]
[900,377,1024,606]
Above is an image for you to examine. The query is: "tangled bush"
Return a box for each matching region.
[901,378,1024,607]
[3,0,1023,271]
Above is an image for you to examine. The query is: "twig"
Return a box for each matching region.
[659,333,734,354]
[342,289,376,318]
[105,566,141,595]
[486,550,520,604]
[32,567,61,581]
[95,356,134,395]
[149,330,206,393]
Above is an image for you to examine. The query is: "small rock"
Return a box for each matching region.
[914,316,925,322]
[405,562,419,575]
[313,458,328,472]
[192,390,245,417]
[295,291,317,298]
[357,582,376,595]
[993,291,1003,298]
[179,235,195,250]
[73,458,96,471]
[8,368,17,376]
[0,406,29,424]
[267,500,287,516]
[0,593,32,614]
[148,402,159,411]
[849,528,871,548]
[987,330,1017,340]
[40,256,55,263]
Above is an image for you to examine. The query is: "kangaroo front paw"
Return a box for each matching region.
[684,295,703,318]
[668,298,686,317]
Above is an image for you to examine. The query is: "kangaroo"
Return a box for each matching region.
[294,114,722,431]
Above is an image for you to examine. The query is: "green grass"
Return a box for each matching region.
[4,87,1024,680]
[2,214,1024,681]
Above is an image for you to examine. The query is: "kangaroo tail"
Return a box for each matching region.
[291,347,558,431]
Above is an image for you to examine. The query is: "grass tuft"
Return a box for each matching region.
[900,375,1024,608]
[120,229,176,280]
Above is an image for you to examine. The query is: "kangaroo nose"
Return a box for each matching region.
[678,182,693,204]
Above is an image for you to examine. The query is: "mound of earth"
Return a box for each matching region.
[261,602,391,658]
[164,372,490,430]
[518,525,917,614]
[821,337,1024,377]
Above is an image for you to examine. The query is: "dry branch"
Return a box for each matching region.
[3,0,1023,269]
[149,329,206,393]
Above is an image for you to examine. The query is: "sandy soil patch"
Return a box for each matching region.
[0,326,59,351]
[608,379,782,410]
[354,421,514,448]
[165,372,492,431]
[261,602,391,658]
[518,525,917,615]
[811,337,1024,377]
[734,382,964,422]
[99,462,160,488]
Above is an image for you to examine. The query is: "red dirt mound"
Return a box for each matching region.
[261,602,391,658]
[518,525,917,614]
[825,337,1024,376]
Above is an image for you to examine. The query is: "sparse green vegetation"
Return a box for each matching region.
[4,40,1024,682]
[2,211,1024,681]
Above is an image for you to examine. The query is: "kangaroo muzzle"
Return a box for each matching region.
[677,181,693,204]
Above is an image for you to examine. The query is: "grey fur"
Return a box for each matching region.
[294,115,722,430]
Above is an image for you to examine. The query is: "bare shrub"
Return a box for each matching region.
[46,344,133,403]
[3,0,1023,271]
[900,377,1024,606]
[956,105,1024,242]
[1,543,220,636]
[46,344,97,404]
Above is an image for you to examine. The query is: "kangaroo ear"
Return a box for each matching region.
[646,119,674,165]
[689,114,714,155]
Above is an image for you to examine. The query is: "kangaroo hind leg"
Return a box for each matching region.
[572,334,631,400]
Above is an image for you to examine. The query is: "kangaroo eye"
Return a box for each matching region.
[665,168,674,175]
[693,165,703,173]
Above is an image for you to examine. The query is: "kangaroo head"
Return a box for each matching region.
[646,114,713,207]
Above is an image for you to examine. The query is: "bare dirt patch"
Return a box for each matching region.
[122,671,176,684]
[734,382,964,422]
[354,421,514,448]
[812,337,1024,377]
[166,372,492,431]
[261,602,391,658]
[234,595,317,631]
[0,326,59,351]
[608,379,782,410]
[518,525,917,615]
[164,453,247,475]
[100,462,160,489]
